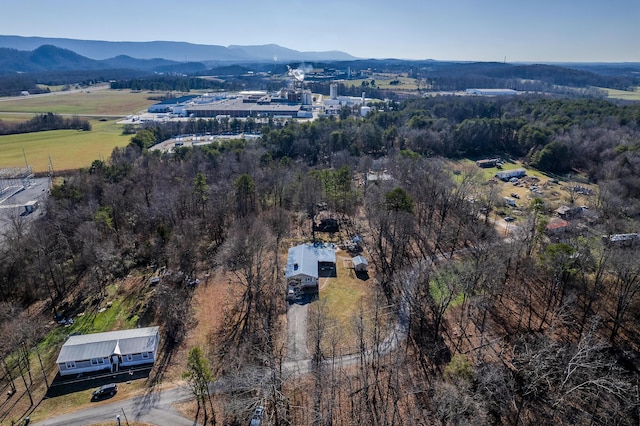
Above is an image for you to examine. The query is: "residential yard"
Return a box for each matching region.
[12,268,234,425]
[311,248,390,356]
[451,159,597,225]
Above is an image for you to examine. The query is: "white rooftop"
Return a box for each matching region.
[56,326,159,364]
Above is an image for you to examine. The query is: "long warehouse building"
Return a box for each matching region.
[185,96,302,118]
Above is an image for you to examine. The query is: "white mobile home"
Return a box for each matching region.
[496,169,526,181]
[56,327,159,376]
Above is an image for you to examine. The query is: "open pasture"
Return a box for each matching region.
[596,86,640,101]
[0,89,154,172]
[342,76,419,91]
[0,119,131,172]
[0,89,154,116]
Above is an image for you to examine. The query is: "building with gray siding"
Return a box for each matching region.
[56,326,159,376]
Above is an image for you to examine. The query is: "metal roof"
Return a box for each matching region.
[56,327,159,364]
[352,255,368,267]
[285,244,336,279]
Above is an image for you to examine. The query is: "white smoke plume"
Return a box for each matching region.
[287,64,313,82]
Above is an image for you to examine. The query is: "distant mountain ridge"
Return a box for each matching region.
[0,45,187,73]
[0,35,357,63]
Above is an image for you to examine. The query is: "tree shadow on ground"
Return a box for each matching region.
[136,338,179,413]
[44,366,152,398]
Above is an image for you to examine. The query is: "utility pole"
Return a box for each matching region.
[120,408,130,426]
[22,148,29,169]
[34,344,49,390]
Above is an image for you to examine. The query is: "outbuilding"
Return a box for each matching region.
[55,326,160,377]
[352,255,368,272]
[496,169,526,181]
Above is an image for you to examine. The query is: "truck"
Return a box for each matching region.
[24,200,39,214]
[503,197,517,208]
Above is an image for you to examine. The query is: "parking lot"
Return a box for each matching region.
[0,177,50,236]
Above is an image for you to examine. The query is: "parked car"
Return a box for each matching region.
[92,383,118,400]
[504,216,515,222]
[250,406,264,426]
[510,193,520,199]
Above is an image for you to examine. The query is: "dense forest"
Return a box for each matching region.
[3,93,640,424]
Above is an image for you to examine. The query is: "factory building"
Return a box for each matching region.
[148,95,198,113]
[466,89,518,96]
[185,95,303,118]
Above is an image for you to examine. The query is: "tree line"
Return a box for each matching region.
[0,112,90,135]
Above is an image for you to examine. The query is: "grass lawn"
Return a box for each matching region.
[316,251,387,354]
[0,119,131,172]
[29,378,151,424]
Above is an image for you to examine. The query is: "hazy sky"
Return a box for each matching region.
[2,0,639,62]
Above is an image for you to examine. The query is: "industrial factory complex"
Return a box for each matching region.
[144,82,370,122]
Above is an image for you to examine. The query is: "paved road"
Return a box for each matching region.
[34,386,196,426]
[0,84,110,103]
[34,288,410,426]
[0,178,50,238]
[286,302,310,361]
[34,261,415,426]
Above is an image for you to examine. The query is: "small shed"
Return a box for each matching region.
[352,255,368,272]
[476,159,500,168]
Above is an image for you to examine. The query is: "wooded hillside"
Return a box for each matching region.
[2,93,640,424]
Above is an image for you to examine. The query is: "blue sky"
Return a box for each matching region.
[1,0,639,62]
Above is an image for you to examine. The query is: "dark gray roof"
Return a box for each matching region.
[56,326,159,364]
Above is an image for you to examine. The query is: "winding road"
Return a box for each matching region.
[34,386,195,426]
[33,288,411,426]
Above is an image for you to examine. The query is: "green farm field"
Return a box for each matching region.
[343,76,419,91]
[0,89,155,172]
[0,119,131,172]
[596,86,640,101]
[0,89,154,115]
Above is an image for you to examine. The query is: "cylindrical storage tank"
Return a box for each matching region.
[302,91,312,105]
[330,83,338,99]
[360,106,371,117]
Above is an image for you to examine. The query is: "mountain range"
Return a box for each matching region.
[0,35,356,65]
